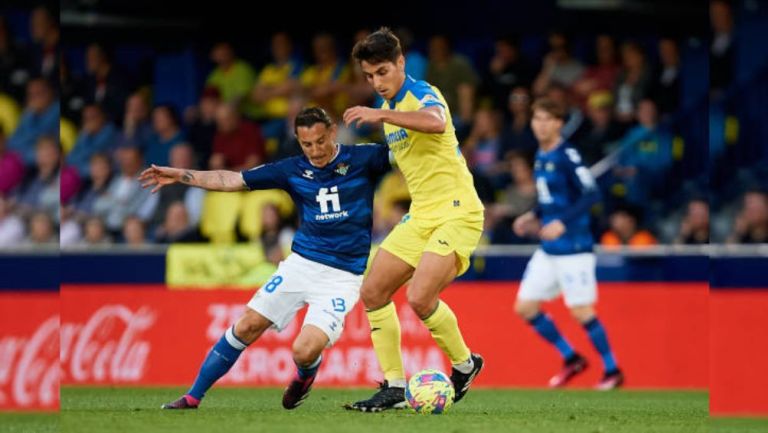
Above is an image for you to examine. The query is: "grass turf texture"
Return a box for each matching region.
[45,386,717,433]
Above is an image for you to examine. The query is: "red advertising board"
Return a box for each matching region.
[710,290,768,416]
[0,292,59,411]
[58,282,708,390]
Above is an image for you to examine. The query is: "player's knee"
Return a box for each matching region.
[291,341,321,367]
[514,300,539,320]
[360,282,387,309]
[569,305,595,323]
[406,291,437,319]
[234,312,269,344]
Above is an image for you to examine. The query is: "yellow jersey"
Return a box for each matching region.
[381,76,483,219]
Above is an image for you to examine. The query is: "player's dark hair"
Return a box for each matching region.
[294,107,333,134]
[531,97,566,120]
[352,27,402,65]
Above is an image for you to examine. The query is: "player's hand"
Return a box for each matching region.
[513,211,539,237]
[539,220,566,241]
[138,164,184,193]
[343,106,382,127]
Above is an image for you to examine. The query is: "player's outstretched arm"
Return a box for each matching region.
[343,105,446,134]
[138,164,246,193]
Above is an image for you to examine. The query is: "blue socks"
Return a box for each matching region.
[528,312,576,360]
[583,317,618,374]
[296,355,322,379]
[188,325,248,400]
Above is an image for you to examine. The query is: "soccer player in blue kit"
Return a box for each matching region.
[140,107,391,409]
[513,98,624,390]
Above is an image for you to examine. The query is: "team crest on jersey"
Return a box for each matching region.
[302,169,314,179]
[334,163,349,176]
[546,162,556,172]
[419,94,439,106]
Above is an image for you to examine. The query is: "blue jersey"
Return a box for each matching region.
[241,143,390,274]
[533,142,600,255]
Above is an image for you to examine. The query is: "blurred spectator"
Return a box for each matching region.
[499,86,537,158]
[335,29,380,144]
[25,210,56,245]
[373,170,410,241]
[15,135,60,218]
[0,127,25,195]
[395,27,427,81]
[29,6,59,82]
[463,108,503,178]
[614,41,651,124]
[185,87,220,169]
[7,78,59,166]
[484,35,533,111]
[572,34,620,108]
[84,43,132,123]
[345,29,377,109]
[675,198,709,245]
[533,31,585,95]
[146,104,185,167]
[649,37,681,117]
[613,99,673,205]
[118,92,153,150]
[728,189,768,244]
[0,195,24,247]
[206,42,259,118]
[260,202,295,258]
[300,33,350,119]
[0,15,31,101]
[122,215,147,247]
[93,145,151,234]
[60,163,82,206]
[147,143,205,228]
[576,91,626,165]
[710,0,734,95]
[154,201,199,243]
[426,35,479,127]
[82,216,112,246]
[60,55,86,124]
[66,104,118,177]
[59,206,82,246]
[210,103,265,170]
[487,151,537,243]
[601,205,658,248]
[251,32,302,126]
[73,152,112,219]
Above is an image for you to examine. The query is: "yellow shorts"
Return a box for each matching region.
[380,211,484,276]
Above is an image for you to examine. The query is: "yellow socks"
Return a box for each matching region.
[422,301,471,364]
[366,302,405,384]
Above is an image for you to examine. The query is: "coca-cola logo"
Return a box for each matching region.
[61,305,155,383]
[0,315,60,408]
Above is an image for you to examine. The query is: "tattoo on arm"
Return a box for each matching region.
[181,170,195,184]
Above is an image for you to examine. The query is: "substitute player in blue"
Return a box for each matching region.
[140,107,391,409]
[513,97,624,390]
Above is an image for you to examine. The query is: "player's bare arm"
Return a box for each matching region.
[138,164,246,193]
[343,105,446,134]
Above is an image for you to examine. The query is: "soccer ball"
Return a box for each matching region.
[405,369,455,414]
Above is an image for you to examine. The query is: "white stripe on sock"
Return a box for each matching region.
[225,326,248,351]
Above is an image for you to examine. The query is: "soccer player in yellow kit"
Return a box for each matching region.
[343,28,484,412]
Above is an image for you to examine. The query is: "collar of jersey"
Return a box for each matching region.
[307,143,342,169]
[387,75,416,109]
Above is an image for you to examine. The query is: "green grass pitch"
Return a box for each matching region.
[1,387,765,432]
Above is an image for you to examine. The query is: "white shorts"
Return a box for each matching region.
[517,248,597,307]
[246,253,362,346]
